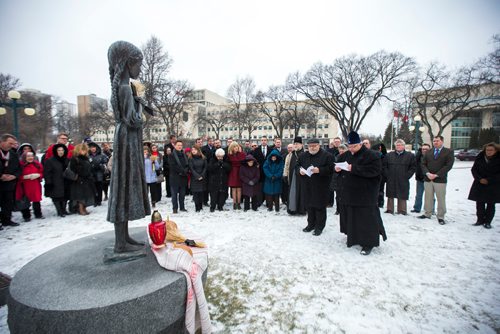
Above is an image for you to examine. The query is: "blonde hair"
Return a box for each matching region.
[73,143,89,156]
[228,142,240,155]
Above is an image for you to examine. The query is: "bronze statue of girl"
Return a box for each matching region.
[107,41,151,252]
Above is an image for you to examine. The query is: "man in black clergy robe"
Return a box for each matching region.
[336,131,387,255]
[298,138,334,236]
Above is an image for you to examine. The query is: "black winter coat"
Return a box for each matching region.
[189,156,207,192]
[414,150,425,182]
[298,148,334,208]
[383,151,416,200]
[468,152,500,203]
[89,146,109,183]
[0,148,22,191]
[207,158,231,193]
[168,150,189,188]
[339,146,382,207]
[44,156,69,199]
[69,155,95,205]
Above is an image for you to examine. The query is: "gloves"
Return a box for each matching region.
[24,173,41,180]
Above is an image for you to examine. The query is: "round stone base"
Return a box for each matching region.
[8,227,192,333]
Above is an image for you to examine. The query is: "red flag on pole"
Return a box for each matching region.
[393,109,399,118]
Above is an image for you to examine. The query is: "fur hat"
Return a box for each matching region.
[347,131,361,144]
[215,148,225,157]
[293,136,303,144]
[308,138,320,144]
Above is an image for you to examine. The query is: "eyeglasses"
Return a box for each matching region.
[60,137,68,140]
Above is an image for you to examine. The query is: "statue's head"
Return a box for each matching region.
[108,41,143,81]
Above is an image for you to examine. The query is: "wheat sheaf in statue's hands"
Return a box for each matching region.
[130,79,154,116]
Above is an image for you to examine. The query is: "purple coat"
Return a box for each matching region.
[239,156,261,197]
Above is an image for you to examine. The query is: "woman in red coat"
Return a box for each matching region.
[227,142,246,210]
[16,151,44,221]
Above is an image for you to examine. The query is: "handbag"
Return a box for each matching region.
[14,196,30,212]
[63,161,78,181]
[156,174,165,183]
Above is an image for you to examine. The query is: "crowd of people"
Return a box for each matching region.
[1,131,499,255]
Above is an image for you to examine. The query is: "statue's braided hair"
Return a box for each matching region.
[107,41,143,120]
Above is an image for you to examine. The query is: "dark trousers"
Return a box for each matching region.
[148,182,162,203]
[52,198,67,216]
[306,207,327,232]
[378,180,386,208]
[281,180,289,205]
[171,185,186,210]
[0,190,15,224]
[22,201,42,219]
[243,195,258,211]
[265,194,280,211]
[165,177,171,197]
[476,202,496,224]
[328,190,335,207]
[102,181,109,199]
[203,190,210,205]
[193,191,203,211]
[94,181,103,205]
[210,190,226,211]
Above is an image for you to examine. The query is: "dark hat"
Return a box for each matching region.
[293,136,303,144]
[347,131,361,144]
[308,138,320,144]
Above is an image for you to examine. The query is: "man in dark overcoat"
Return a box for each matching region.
[383,139,416,215]
[298,139,334,236]
[336,131,387,255]
[0,134,22,228]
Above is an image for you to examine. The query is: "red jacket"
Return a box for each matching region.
[16,161,44,202]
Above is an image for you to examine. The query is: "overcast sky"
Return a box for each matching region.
[1,0,499,135]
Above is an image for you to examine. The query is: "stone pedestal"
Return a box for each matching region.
[8,227,204,333]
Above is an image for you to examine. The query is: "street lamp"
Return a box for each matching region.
[409,115,425,152]
[0,90,36,139]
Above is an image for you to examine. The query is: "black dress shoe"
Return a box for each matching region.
[312,230,322,236]
[302,227,314,233]
[24,217,31,222]
[384,210,393,214]
[180,209,187,212]
[484,223,491,229]
[0,225,3,230]
[438,219,445,225]
[472,221,484,226]
[410,209,420,213]
[210,208,215,213]
[360,247,373,255]
[4,221,20,226]
[418,215,430,219]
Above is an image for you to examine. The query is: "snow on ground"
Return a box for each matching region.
[0,160,499,333]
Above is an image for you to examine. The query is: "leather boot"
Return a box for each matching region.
[78,203,88,216]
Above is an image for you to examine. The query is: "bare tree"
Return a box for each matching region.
[412,62,496,140]
[140,35,173,108]
[153,79,193,137]
[80,103,115,142]
[288,51,417,139]
[227,76,256,139]
[0,73,21,102]
[282,88,316,138]
[255,86,291,138]
[475,34,500,85]
[196,106,231,139]
[240,102,262,140]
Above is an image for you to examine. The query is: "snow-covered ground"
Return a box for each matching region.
[1,160,499,333]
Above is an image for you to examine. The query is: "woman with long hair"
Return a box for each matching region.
[69,144,95,215]
[227,142,246,210]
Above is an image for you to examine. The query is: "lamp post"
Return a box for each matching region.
[0,90,36,139]
[408,115,425,152]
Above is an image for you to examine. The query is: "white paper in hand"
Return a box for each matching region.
[335,161,350,171]
[300,166,315,177]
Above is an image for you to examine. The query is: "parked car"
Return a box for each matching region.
[456,149,480,161]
